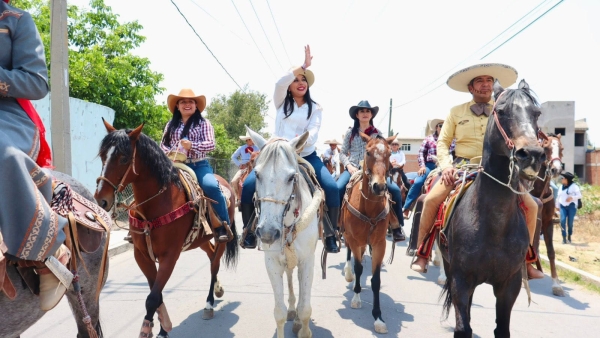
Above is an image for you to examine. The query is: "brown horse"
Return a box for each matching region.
[322,155,341,178]
[531,133,565,296]
[236,150,259,208]
[341,132,396,334]
[94,121,238,338]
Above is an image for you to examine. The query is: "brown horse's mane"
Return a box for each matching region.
[98,129,180,188]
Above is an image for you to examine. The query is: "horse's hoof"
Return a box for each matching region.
[139,319,154,338]
[292,321,302,334]
[214,287,224,298]
[157,303,172,332]
[432,259,441,267]
[344,270,355,283]
[437,276,447,285]
[157,334,169,338]
[374,319,388,334]
[553,286,566,297]
[406,249,415,256]
[287,310,297,321]
[202,308,214,320]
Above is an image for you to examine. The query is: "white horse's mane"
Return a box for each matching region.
[254,140,299,172]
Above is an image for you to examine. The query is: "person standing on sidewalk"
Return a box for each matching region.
[555,171,582,244]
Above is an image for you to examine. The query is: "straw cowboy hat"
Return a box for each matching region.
[167,89,206,114]
[288,66,315,87]
[428,118,445,131]
[324,139,342,145]
[239,131,252,141]
[349,100,379,120]
[446,63,518,93]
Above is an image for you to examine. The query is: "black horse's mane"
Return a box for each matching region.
[495,87,540,113]
[98,129,180,188]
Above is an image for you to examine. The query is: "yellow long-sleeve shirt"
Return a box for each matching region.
[437,99,493,170]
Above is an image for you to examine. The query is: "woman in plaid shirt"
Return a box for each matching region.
[161,89,229,241]
[337,100,405,242]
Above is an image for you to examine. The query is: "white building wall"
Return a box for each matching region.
[539,101,575,173]
[32,95,115,193]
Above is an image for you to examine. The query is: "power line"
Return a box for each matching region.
[265,0,291,65]
[170,0,244,91]
[188,0,251,46]
[230,0,277,77]
[392,0,562,109]
[248,0,284,71]
[481,0,565,59]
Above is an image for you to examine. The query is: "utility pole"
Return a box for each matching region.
[50,0,71,174]
[388,98,393,137]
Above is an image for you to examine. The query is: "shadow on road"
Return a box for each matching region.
[528,276,590,310]
[169,300,240,338]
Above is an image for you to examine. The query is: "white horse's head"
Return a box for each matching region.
[246,126,309,245]
[547,134,564,178]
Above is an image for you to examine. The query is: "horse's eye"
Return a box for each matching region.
[288,175,295,182]
[119,156,128,165]
[366,151,371,157]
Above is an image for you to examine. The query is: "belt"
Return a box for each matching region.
[185,158,205,164]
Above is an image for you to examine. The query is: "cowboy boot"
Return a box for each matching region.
[39,244,73,310]
[567,235,572,244]
[214,222,229,242]
[324,207,340,253]
[410,207,436,273]
[524,197,544,279]
[391,227,405,242]
[241,203,257,249]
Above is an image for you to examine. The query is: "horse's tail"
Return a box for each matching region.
[223,219,239,269]
[439,274,452,320]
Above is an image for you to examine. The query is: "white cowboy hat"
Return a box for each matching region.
[167,88,206,114]
[239,131,252,141]
[428,118,445,131]
[324,139,342,145]
[446,63,518,93]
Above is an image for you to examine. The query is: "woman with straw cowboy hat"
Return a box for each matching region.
[322,138,342,178]
[240,45,342,253]
[159,88,229,241]
[230,131,259,207]
[410,62,544,279]
[337,100,405,242]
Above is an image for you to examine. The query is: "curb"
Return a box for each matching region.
[108,239,133,258]
[539,254,600,284]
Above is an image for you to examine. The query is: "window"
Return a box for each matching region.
[574,165,584,181]
[554,128,566,136]
[575,133,585,147]
[401,144,411,151]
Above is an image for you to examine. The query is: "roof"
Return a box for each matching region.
[575,118,588,131]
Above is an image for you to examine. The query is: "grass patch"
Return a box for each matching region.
[540,259,600,294]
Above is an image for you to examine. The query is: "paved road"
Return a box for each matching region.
[24,211,600,337]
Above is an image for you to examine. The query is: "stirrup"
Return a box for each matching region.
[409,254,428,273]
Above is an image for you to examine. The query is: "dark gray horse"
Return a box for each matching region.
[0,171,106,338]
[440,80,545,338]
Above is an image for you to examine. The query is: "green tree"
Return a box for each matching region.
[13,0,170,141]
[205,86,270,143]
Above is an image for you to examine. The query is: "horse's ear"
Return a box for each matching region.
[289,131,309,153]
[557,133,562,139]
[246,125,267,150]
[518,79,529,91]
[128,123,144,141]
[358,131,370,143]
[102,117,116,133]
[385,135,396,145]
[493,79,504,99]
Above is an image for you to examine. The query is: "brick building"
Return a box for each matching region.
[586,148,600,186]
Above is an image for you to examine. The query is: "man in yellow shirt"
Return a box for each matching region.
[410,63,544,279]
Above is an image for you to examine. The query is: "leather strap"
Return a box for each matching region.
[0,251,16,300]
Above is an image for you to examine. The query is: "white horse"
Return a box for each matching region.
[247,127,321,338]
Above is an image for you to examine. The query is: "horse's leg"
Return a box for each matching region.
[451,276,475,338]
[201,240,226,319]
[133,248,160,337]
[350,245,364,309]
[295,254,315,338]
[344,246,354,282]
[370,240,388,334]
[493,273,522,338]
[265,257,286,338]
[435,242,447,285]
[543,214,564,296]
[286,268,297,321]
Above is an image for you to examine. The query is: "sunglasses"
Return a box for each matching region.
[437,124,443,128]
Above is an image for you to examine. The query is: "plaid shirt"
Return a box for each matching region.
[160,119,215,159]
[417,134,456,168]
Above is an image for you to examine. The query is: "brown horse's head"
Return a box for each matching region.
[542,133,564,178]
[360,132,396,196]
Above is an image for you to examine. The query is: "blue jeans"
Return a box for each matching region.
[550,180,558,200]
[559,203,577,238]
[241,151,340,208]
[403,161,436,210]
[336,170,403,226]
[187,160,230,224]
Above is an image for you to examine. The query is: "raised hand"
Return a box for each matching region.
[303,45,313,69]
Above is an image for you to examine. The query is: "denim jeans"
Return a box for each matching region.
[241,151,340,208]
[559,202,577,238]
[403,161,436,210]
[186,160,230,224]
[550,180,558,201]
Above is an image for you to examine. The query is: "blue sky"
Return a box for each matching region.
[68,0,600,152]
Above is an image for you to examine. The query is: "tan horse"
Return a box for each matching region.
[341,132,396,334]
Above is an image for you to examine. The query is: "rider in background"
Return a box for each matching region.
[410,62,544,280]
[390,138,411,195]
[337,100,405,242]
[0,0,73,310]
[230,132,258,207]
[322,139,341,178]
[240,45,341,253]
[160,89,229,241]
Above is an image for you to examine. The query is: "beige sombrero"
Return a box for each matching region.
[239,131,252,141]
[291,66,315,87]
[324,139,342,145]
[447,63,518,93]
[167,89,206,114]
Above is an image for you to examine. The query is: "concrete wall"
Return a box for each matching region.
[586,150,600,186]
[32,95,115,193]
[539,101,575,173]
